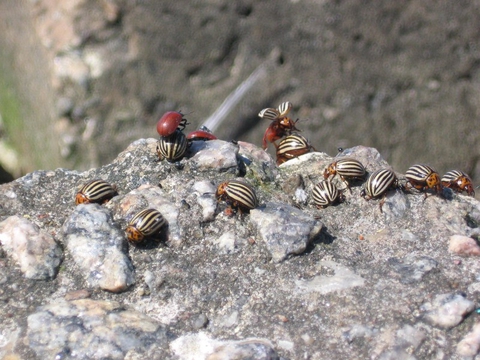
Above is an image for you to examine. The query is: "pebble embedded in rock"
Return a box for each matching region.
[250,202,323,262]
[0,215,62,280]
[421,293,475,329]
[449,235,480,256]
[62,204,135,292]
[296,260,365,294]
[456,322,480,357]
[188,140,239,173]
[27,298,171,360]
[193,181,217,222]
[387,255,438,284]
[170,332,279,360]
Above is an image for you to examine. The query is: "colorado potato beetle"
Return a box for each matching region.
[323,158,366,190]
[312,180,344,208]
[441,170,475,196]
[405,164,442,195]
[361,168,399,212]
[258,101,301,149]
[156,111,189,137]
[156,129,188,162]
[125,208,166,244]
[216,179,258,214]
[276,133,313,165]
[75,179,117,205]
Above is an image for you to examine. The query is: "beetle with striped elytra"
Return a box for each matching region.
[312,180,345,208]
[324,158,366,192]
[156,129,189,163]
[361,168,400,212]
[216,179,258,215]
[441,170,475,197]
[276,133,314,165]
[405,164,442,197]
[75,179,118,205]
[258,101,301,150]
[125,208,167,244]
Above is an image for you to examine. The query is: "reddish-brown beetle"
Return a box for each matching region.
[258,101,300,149]
[156,111,189,137]
[186,129,218,141]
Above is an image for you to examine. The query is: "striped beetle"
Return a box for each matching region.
[75,179,117,205]
[156,129,188,162]
[125,208,166,244]
[324,158,366,190]
[405,164,442,196]
[216,179,258,214]
[156,111,189,137]
[441,170,475,196]
[312,180,344,208]
[276,133,313,165]
[361,168,399,212]
[258,101,300,149]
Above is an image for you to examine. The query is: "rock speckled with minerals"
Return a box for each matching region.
[0,139,480,359]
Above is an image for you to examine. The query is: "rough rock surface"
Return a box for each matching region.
[0,139,479,359]
[1,0,480,187]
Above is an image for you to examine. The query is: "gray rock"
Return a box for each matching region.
[421,293,475,329]
[250,202,323,262]
[27,299,171,360]
[387,254,438,284]
[0,215,62,279]
[62,204,135,292]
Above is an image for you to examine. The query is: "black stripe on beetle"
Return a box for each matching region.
[441,170,475,196]
[75,179,117,205]
[216,180,258,214]
[361,168,398,212]
[125,208,166,244]
[313,180,343,208]
[276,133,313,165]
[156,129,188,162]
[405,164,441,195]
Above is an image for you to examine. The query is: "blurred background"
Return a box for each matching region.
[0,0,479,189]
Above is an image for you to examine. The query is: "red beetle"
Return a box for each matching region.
[186,129,218,141]
[259,101,300,149]
[156,111,189,137]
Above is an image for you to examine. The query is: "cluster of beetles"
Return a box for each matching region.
[74,101,476,245]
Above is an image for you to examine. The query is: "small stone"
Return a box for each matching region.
[449,235,480,256]
[296,261,365,294]
[456,322,480,357]
[193,181,217,222]
[62,204,135,292]
[64,289,91,301]
[212,231,236,253]
[192,313,209,330]
[188,140,239,173]
[250,202,323,262]
[421,293,475,329]
[0,216,62,280]
[387,255,438,284]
